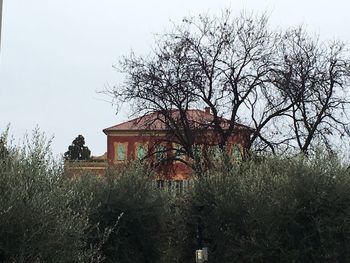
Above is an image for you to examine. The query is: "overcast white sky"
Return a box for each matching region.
[1,0,349,157]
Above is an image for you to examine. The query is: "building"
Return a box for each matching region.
[64,153,107,178]
[102,108,254,179]
[65,108,253,179]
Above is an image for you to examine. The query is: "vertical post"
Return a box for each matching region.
[0,0,3,53]
[195,204,208,262]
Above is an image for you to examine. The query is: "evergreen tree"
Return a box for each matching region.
[64,135,91,160]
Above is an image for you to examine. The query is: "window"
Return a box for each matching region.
[231,144,241,160]
[156,144,166,162]
[114,143,127,161]
[192,144,202,158]
[211,145,222,160]
[136,143,147,160]
[174,143,186,161]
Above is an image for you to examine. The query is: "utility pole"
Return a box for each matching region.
[0,0,3,52]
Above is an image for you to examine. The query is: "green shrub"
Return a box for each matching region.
[2,127,350,262]
[0,129,98,262]
[84,163,166,263]
[180,154,350,262]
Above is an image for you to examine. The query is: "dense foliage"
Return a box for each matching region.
[180,155,350,262]
[82,164,165,263]
[1,129,350,262]
[0,130,166,263]
[0,130,95,262]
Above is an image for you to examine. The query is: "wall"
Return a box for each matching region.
[105,129,252,179]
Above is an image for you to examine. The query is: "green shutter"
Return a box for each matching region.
[212,145,222,160]
[175,144,184,159]
[232,144,241,160]
[137,144,146,160]
[116,144,126,161]
[193,144,201,157]
[156,145,166,161]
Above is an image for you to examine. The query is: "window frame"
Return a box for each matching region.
[135,142,148,160]
[173,143,187,162]
[114,142,128,162]
[155,143,167,162]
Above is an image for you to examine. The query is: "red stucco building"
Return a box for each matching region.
[103,108,253,179]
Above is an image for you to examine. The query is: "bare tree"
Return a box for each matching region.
[272,28,350,154]
[112,12,281,154]
[110,11,350,158]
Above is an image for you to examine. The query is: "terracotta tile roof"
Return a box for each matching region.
[103,109,254,134]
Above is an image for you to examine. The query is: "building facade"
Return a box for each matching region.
[103,109,253,179]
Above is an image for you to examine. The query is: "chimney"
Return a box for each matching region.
[204,107,210,114]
